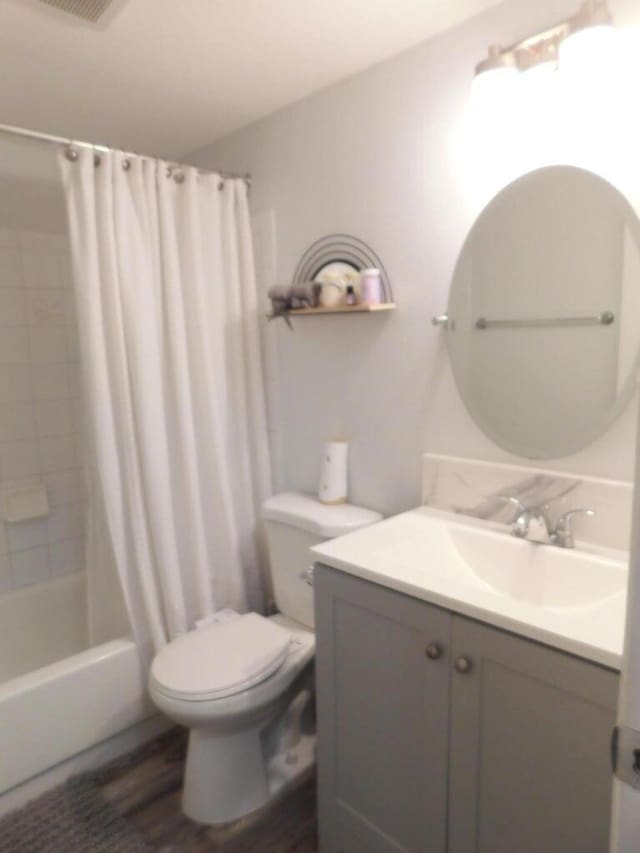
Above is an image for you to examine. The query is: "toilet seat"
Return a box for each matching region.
[150,612,292,702]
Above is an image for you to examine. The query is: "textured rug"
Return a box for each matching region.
[0,775,152,853]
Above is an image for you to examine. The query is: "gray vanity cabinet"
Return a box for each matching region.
[448,615,618,853]
[315,564,452,853]
[315,564,619,853]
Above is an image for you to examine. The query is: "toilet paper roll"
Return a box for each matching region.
[318,441,348,505]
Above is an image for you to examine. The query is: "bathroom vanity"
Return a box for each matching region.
[312,507,624,853]
[309,162,639,851]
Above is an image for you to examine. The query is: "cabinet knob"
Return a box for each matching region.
[425,642,443,660]
[454,656,473,674]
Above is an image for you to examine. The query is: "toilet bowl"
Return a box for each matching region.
[148,492,382,825]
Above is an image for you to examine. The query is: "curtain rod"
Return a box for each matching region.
[0,121,252,187]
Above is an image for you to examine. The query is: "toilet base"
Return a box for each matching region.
[183,724,269,825]
[181,716,316,826]
[267,731,316,798]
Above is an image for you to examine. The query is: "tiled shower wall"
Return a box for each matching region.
[0,226,85,594]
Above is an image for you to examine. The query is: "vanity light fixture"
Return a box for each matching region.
[471,45,520,102]
[474,1,613,85]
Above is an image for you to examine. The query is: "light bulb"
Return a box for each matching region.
[471,66,520,112]
[522,60,557,82]
[521,60,558,115]
[560,24,619,81]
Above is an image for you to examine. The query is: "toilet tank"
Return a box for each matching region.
[262,492,382,628]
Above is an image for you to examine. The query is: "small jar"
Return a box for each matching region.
[360,268,382,305]
[345,285,357,306]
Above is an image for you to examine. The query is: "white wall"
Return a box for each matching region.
[192,0,640,517]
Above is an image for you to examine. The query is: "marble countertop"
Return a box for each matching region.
[311,506,627,671]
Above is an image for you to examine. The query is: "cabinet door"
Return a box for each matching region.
[448,615,618,853]
[315,564,452,853]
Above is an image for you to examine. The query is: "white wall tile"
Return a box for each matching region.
[59,253,73,289]
[0,328,29,365]
[0,403,36,442]
[64,290,77,326]
[65,325,80,362]
[0,289,26,326]
[12,230,34,249]
[47,503,84,543]
[43,470,83,506]
[30,364,71,401]
[28,327,68,364]
[21,251,62,289]
[10,546,49,588]
[67,363,82,398]
[19,232,67,253]
[75,434,84,468]
[0,365,31,403]
[7,516,48,553]
[35,400,74,438]
[0,439,40,480]
[26,289,66,327]
[72,399,84,435]
[0,554,11,594]
[0,247,23,289]
[38,435,78,473]
[49,537,84,577]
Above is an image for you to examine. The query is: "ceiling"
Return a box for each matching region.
[0,0,499,159]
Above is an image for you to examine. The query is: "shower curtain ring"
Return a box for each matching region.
[65,146,79,163]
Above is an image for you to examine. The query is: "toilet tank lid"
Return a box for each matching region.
[262,492,382,539]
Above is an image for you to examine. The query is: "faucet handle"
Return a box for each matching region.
[496,495,527,516]
[553,508,596,548]
[496,495,530,540]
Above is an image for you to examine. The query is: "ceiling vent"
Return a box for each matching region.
[36,0,115,22]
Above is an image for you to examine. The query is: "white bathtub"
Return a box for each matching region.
[0,573,160,806]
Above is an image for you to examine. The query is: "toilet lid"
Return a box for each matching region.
[150,613,292,701]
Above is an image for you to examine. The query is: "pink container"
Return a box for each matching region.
[360,268,382,305]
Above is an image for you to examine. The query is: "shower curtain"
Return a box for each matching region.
[59,148,272,660]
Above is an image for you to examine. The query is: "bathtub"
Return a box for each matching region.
[0,572,161,808]
[0,572,89,683]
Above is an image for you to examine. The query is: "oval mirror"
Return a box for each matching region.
[447,165,640,458]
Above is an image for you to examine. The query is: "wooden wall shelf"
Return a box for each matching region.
[288,303,396,317]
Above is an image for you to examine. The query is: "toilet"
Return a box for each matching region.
[148,491,382,825]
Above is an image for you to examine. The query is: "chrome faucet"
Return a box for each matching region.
[499,496,551,544]
[498,497,595,548]
[550,508,596,549]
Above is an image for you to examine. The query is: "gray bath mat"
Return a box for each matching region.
[0,775,152,853]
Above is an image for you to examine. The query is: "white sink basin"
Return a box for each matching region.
[449,523,626,610]
[312,506,628,667]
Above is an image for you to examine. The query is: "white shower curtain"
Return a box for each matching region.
[59,148,272,660]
